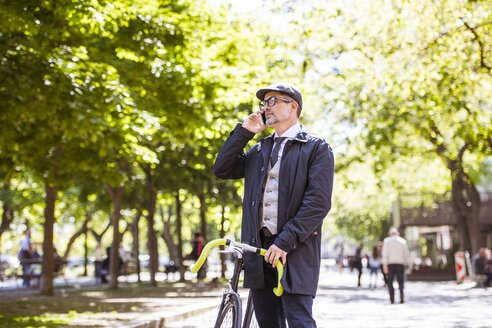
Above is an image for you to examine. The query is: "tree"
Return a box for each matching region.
[300,0,491,251]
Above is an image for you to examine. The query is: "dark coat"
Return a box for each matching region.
[213,123,334,296]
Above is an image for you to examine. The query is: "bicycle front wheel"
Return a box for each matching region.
[215,293,242,328]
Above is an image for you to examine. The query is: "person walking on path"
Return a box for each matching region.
[378,241,388,287]
[336,245,344,273]
[213,82,334,328]
[353,243,364,287]
[188,233,206,286]
[368,245,382,288]
[382,228,409,304]
[18,229,33,287]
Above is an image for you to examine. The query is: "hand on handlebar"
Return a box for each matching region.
[264,244,287,268]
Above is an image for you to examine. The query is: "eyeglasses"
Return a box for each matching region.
[259,96,294,110]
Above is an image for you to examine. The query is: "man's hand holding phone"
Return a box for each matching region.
[243,110,268,134]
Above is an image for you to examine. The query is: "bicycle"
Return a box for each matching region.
[191,238,284,328]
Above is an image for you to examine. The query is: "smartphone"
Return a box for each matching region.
[259,111,267,125]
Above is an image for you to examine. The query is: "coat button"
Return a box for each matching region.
[252,201,255,206]
[252,238,256,243]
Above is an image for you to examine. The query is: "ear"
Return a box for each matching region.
[290,101,299,114]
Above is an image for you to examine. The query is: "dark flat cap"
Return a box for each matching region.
[256,82,303,110]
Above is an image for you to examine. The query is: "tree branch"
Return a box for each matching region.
[103,182,116,199]
[427,121,447,156]
[462,19,491,72]
[457,142,471,162]
[61,211,92,260]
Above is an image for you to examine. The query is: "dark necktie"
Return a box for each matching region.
[270,137,287,168]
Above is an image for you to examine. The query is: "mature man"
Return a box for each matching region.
[474,248,492,287]
[382,227,409,304]
[213,82,334,328]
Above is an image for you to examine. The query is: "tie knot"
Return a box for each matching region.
[274,137,287,145]
[270,137,287,168]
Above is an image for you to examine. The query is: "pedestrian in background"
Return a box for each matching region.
[94,241,104,283]
[368,245,382,288]
[382,228,409,304]
[18,229,33,287]
[213,82,334,328]
[336,245,344,273]
[474,247,492,287]
[188,232,206,286]
[378,241,388,287]
[354,242,364,287]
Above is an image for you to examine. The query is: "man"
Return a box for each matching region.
[474,248,492,287]
[189,233,206,286]
[353,242,364,287]
[213,82,334,328]
[19,229,33,287]
[382,227,409,304]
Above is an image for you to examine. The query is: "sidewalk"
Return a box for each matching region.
[166,268,491,328]
[1,268,489,328]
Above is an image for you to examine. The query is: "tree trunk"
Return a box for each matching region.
[449,160,482,254]
[41,182,56,295]
[175,191,185,281]
[198,193,207,241]
[105,183,124,289]
[0,182,14,240]
[132,211,141,283]
[83,226,88,276]
[145,167,159,286]
[40,146,62,295]
[160,205,179,263]
[0,185,13,275]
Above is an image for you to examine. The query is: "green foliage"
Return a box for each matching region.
[0,0,269,260]
[3,0,488,253]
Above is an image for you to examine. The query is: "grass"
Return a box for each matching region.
[0,280,223,328]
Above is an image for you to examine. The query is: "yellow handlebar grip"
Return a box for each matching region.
[273,261,284,296]
[259,248,284,296]
[190,239,227,273]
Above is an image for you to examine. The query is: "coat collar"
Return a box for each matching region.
[262,125,310,144]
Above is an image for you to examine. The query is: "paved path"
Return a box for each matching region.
[167,269,491,328]
[2,268,490,327]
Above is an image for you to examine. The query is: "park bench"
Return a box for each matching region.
[98,257,138,283]
[17,258,67,288]
[164,262,180,280]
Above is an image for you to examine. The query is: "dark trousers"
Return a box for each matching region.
[380,264,388,285]
[355,264,362,287]
[387,264,405,302]
[19,250,31,286]
[251,234,316,328]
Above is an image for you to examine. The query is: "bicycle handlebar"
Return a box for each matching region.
[191,238,284,296]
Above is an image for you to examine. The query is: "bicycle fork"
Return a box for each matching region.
[215,253,245,326]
